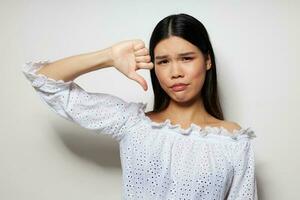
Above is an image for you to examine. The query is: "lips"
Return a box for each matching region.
[171,83,189,92]
[171,83,188,88]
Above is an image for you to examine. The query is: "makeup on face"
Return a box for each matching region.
[154,36,209,100]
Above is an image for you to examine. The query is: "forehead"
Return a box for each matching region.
[154,36,200,57]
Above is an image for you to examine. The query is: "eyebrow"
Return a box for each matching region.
[155,52,196,60]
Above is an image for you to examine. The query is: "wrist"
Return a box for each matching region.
[90,47,114,69]
[106,47,115,66]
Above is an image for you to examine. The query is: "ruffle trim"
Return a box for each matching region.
[21,60,73,88]
[137,102,257,141]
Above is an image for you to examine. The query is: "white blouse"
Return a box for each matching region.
[22,60,258,200]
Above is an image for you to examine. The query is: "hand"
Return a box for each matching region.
[110,39,154,91]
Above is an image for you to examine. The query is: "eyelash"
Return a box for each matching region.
[157,57,193,65]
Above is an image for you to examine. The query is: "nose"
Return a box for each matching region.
[171,62,184,78]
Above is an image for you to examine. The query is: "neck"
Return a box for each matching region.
[160,97,216,128]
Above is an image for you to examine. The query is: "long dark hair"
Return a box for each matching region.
[149,13,224,120]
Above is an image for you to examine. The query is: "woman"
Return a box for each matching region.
[22,13,257,199]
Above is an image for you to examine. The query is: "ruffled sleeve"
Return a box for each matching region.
[226,138,258,200]
[21,60,144,142]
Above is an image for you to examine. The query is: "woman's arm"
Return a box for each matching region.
[36,39,153,90]
[226,138,258,200]
[36,47,113,82]
[22,39,153,142]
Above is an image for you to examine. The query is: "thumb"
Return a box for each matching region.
[129,72,148,91]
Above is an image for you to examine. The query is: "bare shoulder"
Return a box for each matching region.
[145,111,159,121]
[145,111,155,118]
[145,111,153,116]
[219,120,242,133]
[145,111,166,123]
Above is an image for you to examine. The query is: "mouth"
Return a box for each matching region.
[171,83,189,92]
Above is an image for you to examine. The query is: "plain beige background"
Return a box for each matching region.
[1,0,299,199]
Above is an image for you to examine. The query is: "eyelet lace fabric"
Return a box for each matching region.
[22,60,258,200]
[138,102,257,141]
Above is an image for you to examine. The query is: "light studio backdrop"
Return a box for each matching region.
[1,0,299,199]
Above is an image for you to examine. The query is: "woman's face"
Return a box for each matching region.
[154,36,211,103]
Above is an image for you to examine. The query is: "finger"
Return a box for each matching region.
[135,55,151,63]
[133,41,145,51]
[134,48,149,56]
[129,72,147,91]
[136,62,154,70]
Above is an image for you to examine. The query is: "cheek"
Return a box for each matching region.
[188,64,206,79]
[155,68,168,87]
[189,67,206,89]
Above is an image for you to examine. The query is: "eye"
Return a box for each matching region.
[182,57,193,61]
[157,60,168,65]
[156,57,193,65]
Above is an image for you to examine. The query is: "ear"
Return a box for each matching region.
[206,54,212,70]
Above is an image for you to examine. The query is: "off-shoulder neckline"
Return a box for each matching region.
[137,102,257,140]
